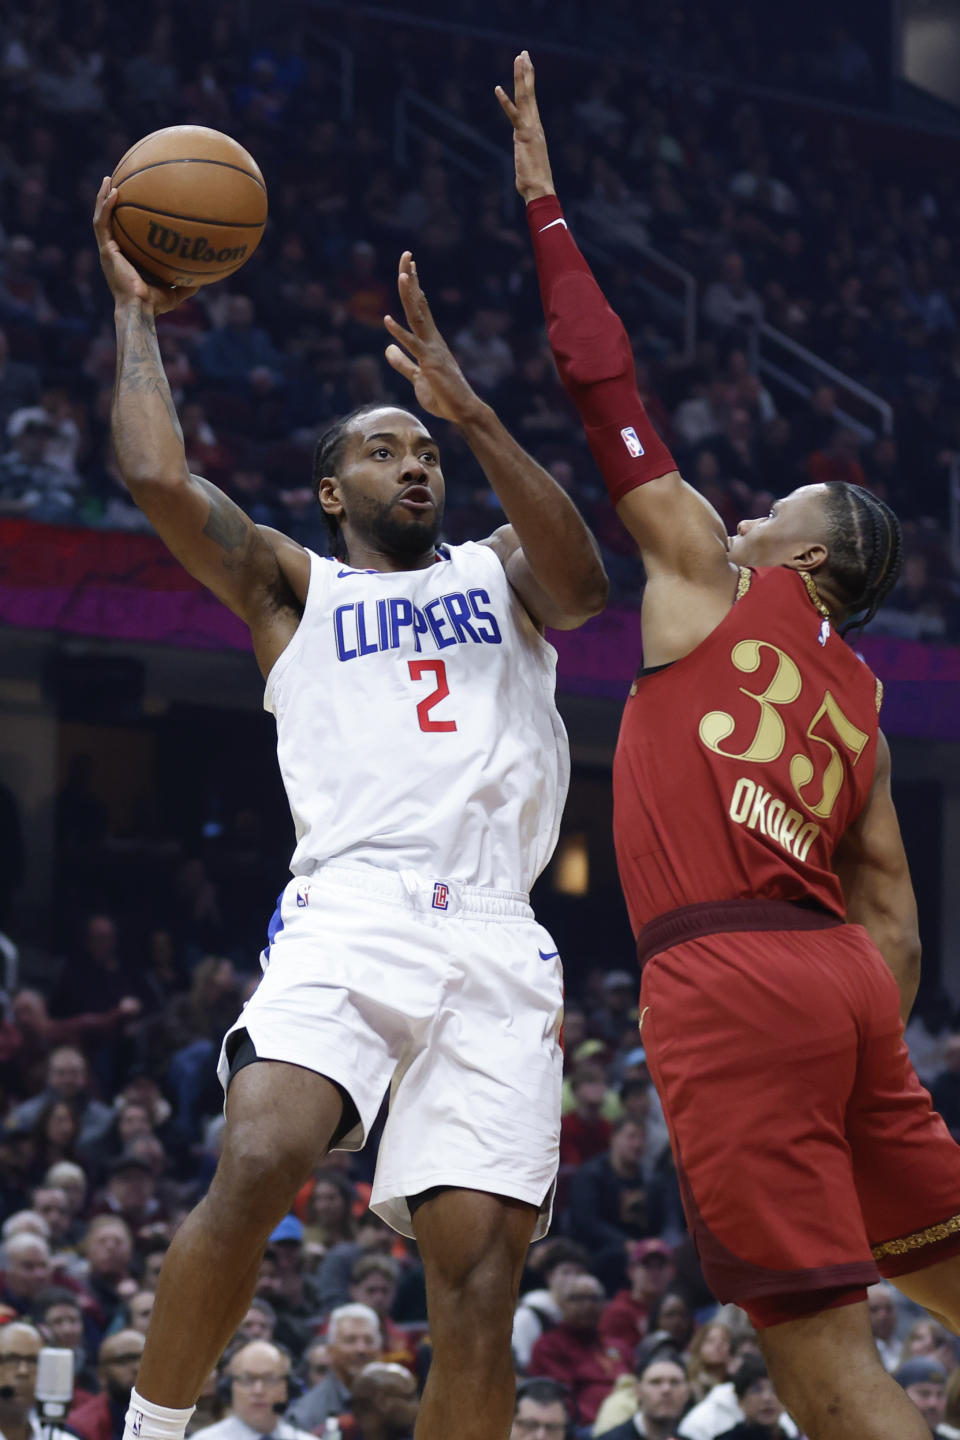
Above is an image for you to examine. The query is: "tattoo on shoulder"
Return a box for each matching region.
[198,479,252,554]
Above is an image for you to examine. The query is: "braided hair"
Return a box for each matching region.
[822,482,903,634]
[311,403,390,560]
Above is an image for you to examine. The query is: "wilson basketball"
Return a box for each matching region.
[110,126,268,288]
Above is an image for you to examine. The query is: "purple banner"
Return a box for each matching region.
[1,520,958,739]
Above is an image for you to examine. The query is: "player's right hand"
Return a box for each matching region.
[93,178,197,316]
[495,51,557,203]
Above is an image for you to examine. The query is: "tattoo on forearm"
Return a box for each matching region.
[114,306,184,444]
[197,477,251,554]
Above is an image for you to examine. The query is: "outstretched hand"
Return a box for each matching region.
[384,252,483,425]
[93,177,198,316]
[495,51,556,203]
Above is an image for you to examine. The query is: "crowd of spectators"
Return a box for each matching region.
[0,3,959,635]
[2,896,960,1438]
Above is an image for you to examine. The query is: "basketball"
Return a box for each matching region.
[110,125,268,289]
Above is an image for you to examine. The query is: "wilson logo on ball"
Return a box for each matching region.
[145,222,248,266]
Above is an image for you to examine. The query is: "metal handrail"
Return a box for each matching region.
[311,1,960,144]
[387,40,890,437]
[394,89,515,219]
[753,322,895,437]
[569,204,698,363]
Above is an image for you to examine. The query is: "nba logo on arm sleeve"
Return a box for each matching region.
[621,427,645,458]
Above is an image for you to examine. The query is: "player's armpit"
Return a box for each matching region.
[833,732,921,1021]
[622,473,743,666]
[135,474,305,670]
[481,524,597,630]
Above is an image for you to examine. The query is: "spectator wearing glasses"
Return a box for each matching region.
[198,1342,315,1440]
[0,1321,78,1440]
[68,1330,145,1440]
[510,1379,571,1440]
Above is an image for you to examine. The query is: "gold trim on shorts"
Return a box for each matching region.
[872,1211,960,1260]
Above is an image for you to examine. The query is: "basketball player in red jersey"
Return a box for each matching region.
[500,53,960,1440]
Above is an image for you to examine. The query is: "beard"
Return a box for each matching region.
[354,492,444,559]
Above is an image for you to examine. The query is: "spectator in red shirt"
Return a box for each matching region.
[559,1065,613,1168]
[513,1240,589,1370]
[528,1273,630,1426]
[599,1238,676,1362]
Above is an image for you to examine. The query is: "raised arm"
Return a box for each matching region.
[384,251,608,629]
[832,733,921,1022]
[94,180,307,676]
[498,55,737,659]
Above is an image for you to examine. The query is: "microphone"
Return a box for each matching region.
[271,1400,288,1414]
[36,1349,74,1422]
[0,1385,16,1401]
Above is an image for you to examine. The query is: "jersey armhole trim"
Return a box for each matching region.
[263,548,322,708]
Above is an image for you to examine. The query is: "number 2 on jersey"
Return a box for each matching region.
[408,659,457,733]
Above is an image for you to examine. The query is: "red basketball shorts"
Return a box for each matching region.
[639,921,960,1327]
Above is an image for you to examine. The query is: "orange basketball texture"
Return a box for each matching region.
[111,126,267,288]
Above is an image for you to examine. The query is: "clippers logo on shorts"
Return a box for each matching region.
[621,426,645,458]
[432,882,450,911]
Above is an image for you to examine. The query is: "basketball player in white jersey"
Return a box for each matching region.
[93,180,607,1440]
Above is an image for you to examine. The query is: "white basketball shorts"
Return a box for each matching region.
[217,863,565,1239]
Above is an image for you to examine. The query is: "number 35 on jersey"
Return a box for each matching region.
[699,639,873,862]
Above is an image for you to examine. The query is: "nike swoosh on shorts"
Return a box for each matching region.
[538,948,560,960]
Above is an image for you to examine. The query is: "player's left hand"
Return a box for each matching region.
[384,253,483,425]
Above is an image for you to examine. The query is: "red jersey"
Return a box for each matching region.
[613,567,882,934]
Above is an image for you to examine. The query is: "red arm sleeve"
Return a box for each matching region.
[527,195,677,504]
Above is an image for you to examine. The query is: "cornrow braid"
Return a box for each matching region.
[311,403,389,560]
[823,482,903,635]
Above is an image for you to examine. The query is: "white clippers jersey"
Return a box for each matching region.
[265,541,570,893]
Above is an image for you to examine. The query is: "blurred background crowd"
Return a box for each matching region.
[4,913,960,1439]
[2,1,960,635]
[5,910,960,1440]
[4,2,960,1438]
